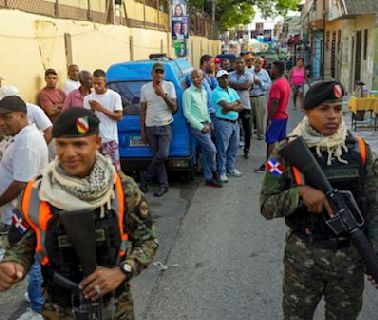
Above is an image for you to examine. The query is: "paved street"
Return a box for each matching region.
[1,104,378,319]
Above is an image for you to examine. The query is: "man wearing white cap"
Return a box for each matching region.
[211,70,244,183]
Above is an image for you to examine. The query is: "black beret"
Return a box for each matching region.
[52,107,100,138]
[303,80,344,110]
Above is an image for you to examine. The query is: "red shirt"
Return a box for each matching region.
[63,88,85,110]
[267,77,291,119]
[38,87,65,123]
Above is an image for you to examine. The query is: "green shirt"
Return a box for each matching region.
[183,85,210,131]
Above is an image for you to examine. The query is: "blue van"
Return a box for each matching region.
[107,56,195,173]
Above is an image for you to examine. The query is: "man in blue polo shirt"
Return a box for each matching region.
[211,70,244,183]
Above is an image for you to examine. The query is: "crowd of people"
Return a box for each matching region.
[182,53,292,187]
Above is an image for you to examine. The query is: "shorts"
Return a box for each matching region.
[266,118,288,144]
[293,84,304,96]
[100,140,121,171]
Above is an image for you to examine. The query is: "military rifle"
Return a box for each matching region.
[281,136,378,282]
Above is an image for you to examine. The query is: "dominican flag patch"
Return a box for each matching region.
[11,209,29,235]
[266,158,285,176]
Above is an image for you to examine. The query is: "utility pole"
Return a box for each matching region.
[211,0,216,39]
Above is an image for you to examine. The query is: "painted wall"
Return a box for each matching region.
[0,9,220,102]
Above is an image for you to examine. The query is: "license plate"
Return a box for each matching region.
[129,136,148,147]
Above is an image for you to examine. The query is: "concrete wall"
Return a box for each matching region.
[0,9,220,103]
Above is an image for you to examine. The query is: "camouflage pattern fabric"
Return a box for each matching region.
[260,136,378,319]
[284,232,364,320]
[2,172,157,319]
[42,290,135,320]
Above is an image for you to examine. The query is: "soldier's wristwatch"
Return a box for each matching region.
[119,262,133,279]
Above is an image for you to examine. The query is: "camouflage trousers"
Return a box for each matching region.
[41,289,134,319]
[283,232,364,320]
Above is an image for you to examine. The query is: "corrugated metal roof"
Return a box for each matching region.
[343,0,378,15]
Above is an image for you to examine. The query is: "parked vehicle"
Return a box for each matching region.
[107,55,196,176]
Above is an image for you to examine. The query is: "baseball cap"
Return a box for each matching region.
[0,85,20,100]
[0,96,27,114]
[216,70,229,78]
[152,63,165,72]
[45,68,58,77]
[52,107,100,138]
[214,57,221,64]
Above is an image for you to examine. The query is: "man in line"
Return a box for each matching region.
[0,96,48,320]
[0,108,157,319]
[244,54,254,73]
[62,64,80,94]
[211,70,243,182]
[260,81,378,319]
[63,70,93,110]
[183,69,222,188]
[229,57,254,159]
[139,63,177,197]
[249,57,272,141]
[255,61,290,173]
[221,58,234,72]
[84,69,123,174]
[38,68,66,124]
[199,55,218,124]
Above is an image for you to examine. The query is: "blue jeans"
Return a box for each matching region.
[144,125,172,188]
[28,262,44,313]
[189,127,217,180]
[215,119,240,175]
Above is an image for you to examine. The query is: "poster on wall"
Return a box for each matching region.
[263,30,272,42]
[255,22,264,36]
[172,0,189,58]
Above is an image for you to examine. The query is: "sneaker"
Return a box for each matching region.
[243,148,249,159]
[24,292,31,303]
[17,308,43,320]
[219,174,229,183]
[227,169,243,177]
[257,134,264,140]
[254,164,266,173]
[153,187,168,197]
[205,179,223,188]
[139,182,149,193]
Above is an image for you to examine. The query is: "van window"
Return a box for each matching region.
[108,81,148,115]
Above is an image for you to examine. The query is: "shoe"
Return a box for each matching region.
[139,182,148,193]
[219,174,229,183]
[243,149,249,159]
[17,308,43,320]
[139,171,149,193]
[153,187,168,197]
[254,164,266,173]
[205,179,223,188]
[24,292,31,303]
[257,134,264,140]
[227,169,243,177]
[239,141,245,148]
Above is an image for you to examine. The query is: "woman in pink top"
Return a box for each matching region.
[289,58,310,110]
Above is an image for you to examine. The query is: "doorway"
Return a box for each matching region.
[355,30,362,82]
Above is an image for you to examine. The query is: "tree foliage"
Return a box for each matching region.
[188,0,301,30]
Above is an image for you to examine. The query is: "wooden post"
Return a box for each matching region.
[87,0,91,21]
[55,0,59,18]
[129,35,134,61]
[123,1,129,26]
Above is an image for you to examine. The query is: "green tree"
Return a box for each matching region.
[188,0,301,30]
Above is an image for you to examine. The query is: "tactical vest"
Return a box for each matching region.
[21,173,128,269]
[285,135,367,240]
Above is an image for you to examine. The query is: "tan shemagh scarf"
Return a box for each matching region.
[39,153,116,210]
[288,116,348,165]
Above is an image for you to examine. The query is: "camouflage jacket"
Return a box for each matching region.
[2,174,158,279]
[260,137,378,248]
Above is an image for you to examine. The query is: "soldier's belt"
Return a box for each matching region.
[294,232,351,250]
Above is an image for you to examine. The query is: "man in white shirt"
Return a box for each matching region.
[139,62,177,197]
[83,69,123,172]
[0,96,48,320]
[62,64,80,94]
[0,85,53,144]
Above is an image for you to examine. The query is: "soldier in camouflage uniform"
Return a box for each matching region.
[0,108,158,319]
[260,81,378,319]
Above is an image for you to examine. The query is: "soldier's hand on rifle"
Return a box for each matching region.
[0,262,24,291]
[298,185,334,217]
[80,266,127,301]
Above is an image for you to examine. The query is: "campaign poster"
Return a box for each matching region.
[255,22,264,36]
[263,30,272,42]
[171,0,189,57]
